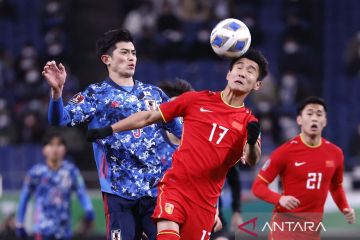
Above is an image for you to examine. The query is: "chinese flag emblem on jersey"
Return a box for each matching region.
[165,203,174,214]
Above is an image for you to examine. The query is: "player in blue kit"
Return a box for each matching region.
[42,29,182,240]
[16,132,94,240]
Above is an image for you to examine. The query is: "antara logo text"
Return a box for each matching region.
[238,217,326,238]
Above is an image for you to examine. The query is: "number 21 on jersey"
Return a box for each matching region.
[306,172,322,189]
[209,123,229,144]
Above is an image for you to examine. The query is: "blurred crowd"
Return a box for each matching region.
[0,0,360,168]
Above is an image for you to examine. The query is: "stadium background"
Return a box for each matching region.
[0,0,359,239]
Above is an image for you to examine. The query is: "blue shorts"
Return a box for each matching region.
[102,192,157,240]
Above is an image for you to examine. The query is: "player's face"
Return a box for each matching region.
[226,58,261,94]
[43,137,66,162]
[297,104,327,137]
[103,41,137,78]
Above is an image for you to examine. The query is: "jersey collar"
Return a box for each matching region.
[299,134,322,148]
[106,77,138,93]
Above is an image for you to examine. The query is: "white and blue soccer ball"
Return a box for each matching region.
[210,18,251,58]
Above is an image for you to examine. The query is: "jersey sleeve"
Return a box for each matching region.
[157,87,183,139]
[257,147,286,184]
[48,86,96,126]
[330,148,350,211]
[159,91,196,123]
[16,168,37,224]
[71,166,94,212]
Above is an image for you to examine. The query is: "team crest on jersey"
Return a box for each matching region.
[326,160,335,167]
[165,202,174,214]
[69,92,84,104]
[262,159,271,170]
[111,229,121,240]
[145,99,158,111]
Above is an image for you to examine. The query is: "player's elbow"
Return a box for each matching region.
[251,178,263,198]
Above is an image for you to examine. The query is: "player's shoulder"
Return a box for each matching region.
[273,136,301,154]
[28,163,47,175]
[322,138,344,155]
[62,160,79,170]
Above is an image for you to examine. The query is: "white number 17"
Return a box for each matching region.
[209,123,229,144]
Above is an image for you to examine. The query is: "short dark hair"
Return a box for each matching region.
[297,96,327,115]
[42,132,67,147]
[96,29,134,59]
[157,79,194,98]
[229,49,269,81]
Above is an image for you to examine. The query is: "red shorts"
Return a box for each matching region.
[152,181,216,240]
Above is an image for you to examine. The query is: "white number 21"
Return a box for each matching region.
[209,123,228,144]
[306,172,322,189]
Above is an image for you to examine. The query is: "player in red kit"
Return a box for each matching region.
[252,97,356,240]
[87,49,269,240]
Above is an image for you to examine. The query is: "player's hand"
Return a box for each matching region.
[86,126,113,142]
[213,215,223,232]
[15,226,28,239]
[279,195,300,210]
[246,121,260,145]
[42,60,67,96]
[229,211,244,232]
[343,208,356,224]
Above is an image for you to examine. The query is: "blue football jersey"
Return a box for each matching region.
[17,161,93,238]
[157,129,178,172]
[48,79,182,199]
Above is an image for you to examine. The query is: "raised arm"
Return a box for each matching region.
[86,110,163,141]
[43,61,68,125]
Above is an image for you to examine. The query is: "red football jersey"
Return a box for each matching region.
[159,91,257,211]
[258,135,345,213]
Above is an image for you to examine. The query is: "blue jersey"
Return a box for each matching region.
[48,79,182,199]
[16,161,93,238]
[157,129,178,172]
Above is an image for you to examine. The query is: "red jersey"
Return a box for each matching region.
[258,135,345,213]
[159,91,257,211]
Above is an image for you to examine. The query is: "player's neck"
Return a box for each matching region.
[109,72,134,86]
[300,133,322,147]
[221,89,245,108]
[47,159,62,170]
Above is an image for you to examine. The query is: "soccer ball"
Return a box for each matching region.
[210,18,251,58]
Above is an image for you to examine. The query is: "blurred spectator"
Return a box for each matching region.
[345,31,360,77]
[178,0,210,22]
[156,0,184,59]
[17,110,44,144]
[123,0,156,38]
[348,123,360,169]
[0,98,17,146]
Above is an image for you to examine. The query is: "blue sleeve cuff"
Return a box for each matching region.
[48,97,66,125]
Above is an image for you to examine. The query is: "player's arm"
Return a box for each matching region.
[227,167,244,231]
[330,152,355,224]
[243,121,261,166]
[16,172,36,238]
[72,167,95,223]
[86,110,163,141]
[251,153,300,210]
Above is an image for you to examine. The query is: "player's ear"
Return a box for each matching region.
[296,115,302,126]
[101,54,111,66]
[226,71,231,82]
[253,80,262,91]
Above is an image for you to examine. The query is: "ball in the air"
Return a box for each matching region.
[210,18,251,58]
